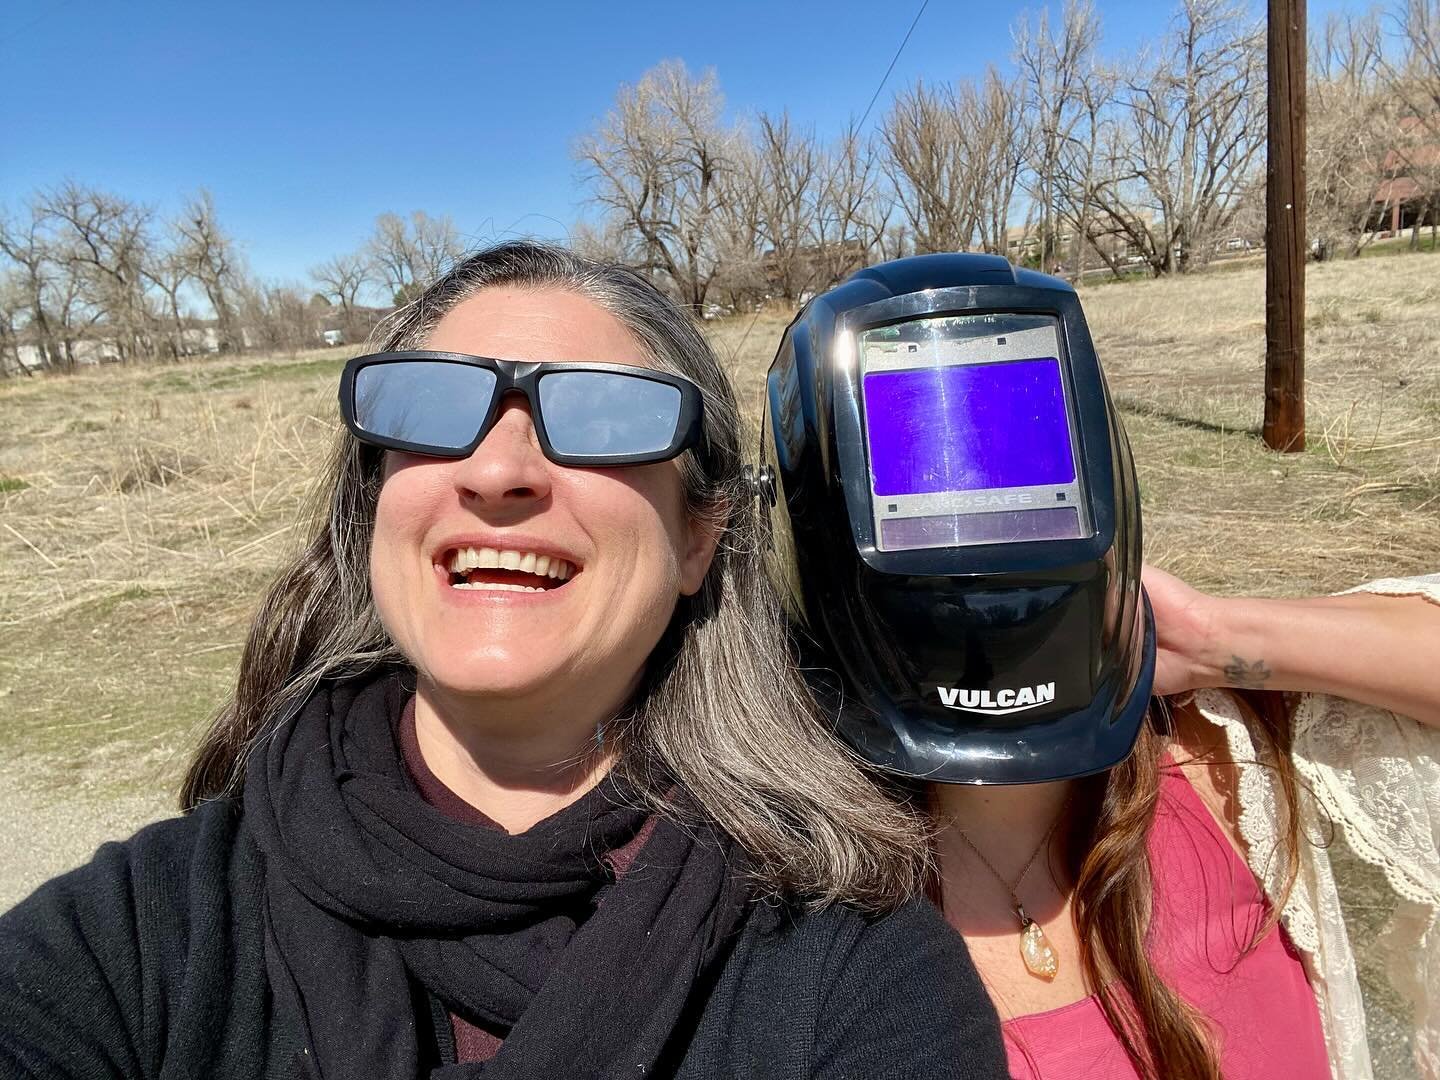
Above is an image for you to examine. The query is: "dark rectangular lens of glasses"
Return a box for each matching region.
[537,371,683,458]
[353,361,497,450]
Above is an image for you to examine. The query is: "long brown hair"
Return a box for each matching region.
[1064,689,1304,1080]
[182,240,931,910]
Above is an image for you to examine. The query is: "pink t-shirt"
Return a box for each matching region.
[1002,764,1330,1079]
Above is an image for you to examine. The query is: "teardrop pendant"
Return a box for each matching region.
[1020,919,1059,981]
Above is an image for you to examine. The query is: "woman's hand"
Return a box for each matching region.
[1142,565,1232,697]
[1142,564,1440,727]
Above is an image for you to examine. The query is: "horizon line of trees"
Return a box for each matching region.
[574,0,1440,310]
[3,0,1437,376]
[0,191,467,376]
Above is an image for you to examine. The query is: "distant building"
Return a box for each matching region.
[1005,224,1074,259]
[14,338,120,371]
[181,326,222,354]
[1372,115,1439,235]
[1004,221,1142,271]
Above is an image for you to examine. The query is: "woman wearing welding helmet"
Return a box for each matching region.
[0,243,1009,1078]
[755,253,1439,1080]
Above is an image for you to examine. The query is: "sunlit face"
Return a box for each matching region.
[369,287,716,720]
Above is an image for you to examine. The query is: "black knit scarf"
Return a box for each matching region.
[243,671,751,1079]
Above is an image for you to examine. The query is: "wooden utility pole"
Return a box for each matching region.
[1263,0,1307,451]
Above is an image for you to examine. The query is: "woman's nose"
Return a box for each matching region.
[450,395,552,507]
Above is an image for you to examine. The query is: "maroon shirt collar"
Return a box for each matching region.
[396,695,657,871]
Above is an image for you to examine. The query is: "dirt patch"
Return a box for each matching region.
[0,753,173,910]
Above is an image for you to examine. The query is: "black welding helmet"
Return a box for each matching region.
[754,253,1154,785]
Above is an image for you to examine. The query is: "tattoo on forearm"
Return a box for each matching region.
[1223,655,1272,689]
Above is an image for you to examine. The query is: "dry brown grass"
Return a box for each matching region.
[0,257,1436,909]
[0,349,347,891]
[709,258,1440,597]
[1082,258,1440,594]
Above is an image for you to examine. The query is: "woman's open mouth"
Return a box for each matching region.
[444,546,577,593]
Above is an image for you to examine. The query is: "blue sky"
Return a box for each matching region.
[2,0,1365,286]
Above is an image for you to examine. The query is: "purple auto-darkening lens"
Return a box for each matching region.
[863,358,1075,497]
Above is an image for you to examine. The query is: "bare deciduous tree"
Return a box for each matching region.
[966,69,1030,256]
[882,81,976,253]
[576,60,735,309]
[880,71,1028,258]
[814,124,887,287]
[367,210,464,305]
[1383,0,1440,247]
[753,111,821,301]
[176,190,243,351]
[1052,61,1118,278]
[311,252,372,341]
[570,218,640,266]
[368,212,415,303]
[710,138,768,311]
[0,203,64,370]
[0,274,16,377]
[236,279,322,355]
[40,182,158,358]
[0,272,26,377]
[1015,0,1101,270]
[1307,12,1399,258]
[1089,0,1265,273]
[410,211,462,283]
[141,251,191,360]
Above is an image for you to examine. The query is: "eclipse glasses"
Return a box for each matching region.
[339,351,703,466]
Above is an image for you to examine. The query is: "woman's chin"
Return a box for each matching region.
[418,655,566,704]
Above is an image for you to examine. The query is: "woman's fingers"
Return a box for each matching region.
[1143,564,1224,696]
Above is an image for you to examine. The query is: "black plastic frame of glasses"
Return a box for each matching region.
[338,350,705,467]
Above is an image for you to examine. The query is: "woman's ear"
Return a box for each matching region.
[678,510,722,598]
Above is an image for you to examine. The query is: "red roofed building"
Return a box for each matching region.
[1373,114,1440,235]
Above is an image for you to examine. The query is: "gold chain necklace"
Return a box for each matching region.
[954,810,1067,981]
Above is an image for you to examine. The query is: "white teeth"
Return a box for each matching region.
[446,546,577,580]
[452,582,546,592]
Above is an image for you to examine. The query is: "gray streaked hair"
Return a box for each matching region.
[182,240,928,909]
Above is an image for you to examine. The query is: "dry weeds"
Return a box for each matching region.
[0,350,347,905]
[712,258,1440,597]
[1,261,1437,1013]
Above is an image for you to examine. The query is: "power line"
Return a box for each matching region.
[857,0,931,131]
[734,2,930,381]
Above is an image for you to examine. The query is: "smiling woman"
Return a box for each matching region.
[0,242,1008,1080]
[359,288,724,826]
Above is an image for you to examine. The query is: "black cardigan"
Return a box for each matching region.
[0,800,1007,1079]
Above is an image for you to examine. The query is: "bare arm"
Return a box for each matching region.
[1144,565,1440,728]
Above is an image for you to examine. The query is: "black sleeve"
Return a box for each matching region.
[811,899,1008,1080]
[0,808,234,1080]
[1,840,165,1078]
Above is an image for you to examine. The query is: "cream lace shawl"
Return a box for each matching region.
[1192,574,1440,1080]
